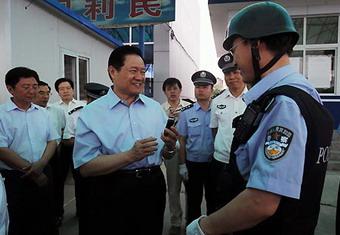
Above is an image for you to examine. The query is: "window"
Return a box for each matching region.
[104,26,154,97]
[292,16,339,93]
[62,50,90,100]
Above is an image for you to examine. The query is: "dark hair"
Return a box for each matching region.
[5,67,40,88]
[54,78,74,92]
[38,80,51,91]
[162,77,182,92]
[259,32,297,55]
[108,45,144,71]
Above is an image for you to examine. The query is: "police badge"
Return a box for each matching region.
[264,126,293,161]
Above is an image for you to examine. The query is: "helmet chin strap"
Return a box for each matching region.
[250,40,285,86]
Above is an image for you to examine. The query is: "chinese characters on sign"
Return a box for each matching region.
[57,0,175,27]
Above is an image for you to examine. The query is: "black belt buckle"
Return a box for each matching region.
[135,168,152,178]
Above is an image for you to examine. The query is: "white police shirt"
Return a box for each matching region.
[210,88,247,163]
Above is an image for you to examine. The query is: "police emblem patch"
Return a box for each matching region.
[217,104,226,109]
[264,126,293,161]
[189,118,199,123]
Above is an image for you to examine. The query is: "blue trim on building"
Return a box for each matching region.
[43,0,122,47]
[208,0,258,4]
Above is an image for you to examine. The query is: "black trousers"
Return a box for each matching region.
[185,160,214,225]
[337,181,340,235]
[209,158,235,212]
[1,167,56,235]
[80,166,166,235]
[51,143,80,217]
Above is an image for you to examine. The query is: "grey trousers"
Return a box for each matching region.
[164,153,183,227]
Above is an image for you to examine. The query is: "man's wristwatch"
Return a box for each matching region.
[163,146,176,159]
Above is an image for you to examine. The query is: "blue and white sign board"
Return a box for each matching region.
[54,0,175,28]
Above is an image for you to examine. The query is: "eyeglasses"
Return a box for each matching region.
[229,39,245,54]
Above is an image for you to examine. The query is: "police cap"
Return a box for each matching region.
[218,52,238,74]
[84,82,109,99]
[191,70,216,86]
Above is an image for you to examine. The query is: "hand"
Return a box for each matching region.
[32,173,49,187]
[128,137,158,162]
[21,159,47,179]
[169,107,180,118]
[186,216,207,235]
[161,126,178,150]
[179,163,188,181]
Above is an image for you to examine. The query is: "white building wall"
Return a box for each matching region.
[209,0,340,95]
[0,0,12,103]
[154,0,221,104]
[1,0,116,104]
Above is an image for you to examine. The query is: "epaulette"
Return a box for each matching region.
[180,103,195,112]
[211,89,226,99]
[68,106,84,115]
[182,98,195,104]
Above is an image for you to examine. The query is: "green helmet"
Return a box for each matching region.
[223,1,299,50]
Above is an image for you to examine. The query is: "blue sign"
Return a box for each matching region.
[56,0,175,28]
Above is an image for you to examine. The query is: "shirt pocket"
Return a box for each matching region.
[188,121,201,137]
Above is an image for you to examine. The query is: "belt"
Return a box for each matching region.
[115,165,161,178]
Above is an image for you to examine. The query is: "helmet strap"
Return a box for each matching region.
[250,40,262,85]
[250,40,285,86]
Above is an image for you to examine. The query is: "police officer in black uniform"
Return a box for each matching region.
[187,2,333,235]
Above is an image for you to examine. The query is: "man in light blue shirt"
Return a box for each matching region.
[0,67,59,235]
[177,70,216,225]
[187,2,333,235]
[73,45,178,235]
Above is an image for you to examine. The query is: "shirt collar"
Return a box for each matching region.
[194,102,211,111]
[6,98,39,112]
[224,86,248,99]
[106,87,145,109]
[243,64,297,105]
[58,98,76,105]
[164,99,189,110]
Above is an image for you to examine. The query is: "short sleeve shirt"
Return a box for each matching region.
[177,103,214,162]
[0,99,59,170]
[236,64,322,199]
[210,88,247,163]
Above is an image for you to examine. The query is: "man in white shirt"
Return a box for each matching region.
[209,52,247,211]
[33,80,66,228]
[52,78,86,224]
[161,77,191,234]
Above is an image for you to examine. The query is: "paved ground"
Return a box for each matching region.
[60,167,339,235]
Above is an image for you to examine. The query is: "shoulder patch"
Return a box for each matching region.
[264,126,293,161]
[217,104,226,109]
[68,106,84,115]
[212,89,225,99]
[180,103,194,112]
[189,117,199,123]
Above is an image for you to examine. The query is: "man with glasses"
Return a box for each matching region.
[187,2,333,234]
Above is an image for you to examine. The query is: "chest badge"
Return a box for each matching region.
[264,126,293,161]
[217,104,226,109]
[189,118,199,123]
